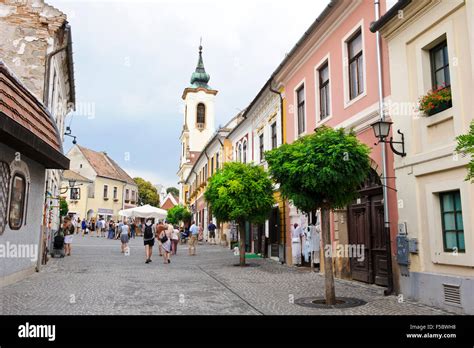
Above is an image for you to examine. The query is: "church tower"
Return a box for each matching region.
[178,44,218,204]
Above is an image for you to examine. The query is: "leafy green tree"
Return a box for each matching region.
[456,121,474,182]
[167,204,192,226]
[265,126,371,305]
[205,162,275,266]
[166,187,180,197]
[133,177,160,207]
[59,197,68,217]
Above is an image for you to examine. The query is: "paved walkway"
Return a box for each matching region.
[0,235,452,315]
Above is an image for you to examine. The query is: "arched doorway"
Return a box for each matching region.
[347,168,388,286]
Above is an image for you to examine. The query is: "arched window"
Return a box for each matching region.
[243,141,247,164]
[197,103,206,126]
[9,173,26,230]
[0,161,11,235]
[238,143,242,163]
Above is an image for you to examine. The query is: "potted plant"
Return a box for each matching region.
[418,84,452,116]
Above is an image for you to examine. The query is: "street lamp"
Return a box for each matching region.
[370,120,406,157]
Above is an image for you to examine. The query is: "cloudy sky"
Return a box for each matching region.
[50,0,329,188]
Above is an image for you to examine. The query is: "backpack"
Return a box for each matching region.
[160,233,168,244]
[144,225,153,239]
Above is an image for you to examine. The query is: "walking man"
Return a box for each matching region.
[81,218,87,236]
[208,221,217,245]
[188,221,199,256]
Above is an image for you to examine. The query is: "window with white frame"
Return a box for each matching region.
[296,85,305,135]
[347,29,364,100]
[271,122,277,149]
[318,62,330,119]
[9,173,26,230]
[259,133,264,162]
[243,140,247,164]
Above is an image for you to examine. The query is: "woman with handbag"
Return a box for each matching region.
[159,224,172,264]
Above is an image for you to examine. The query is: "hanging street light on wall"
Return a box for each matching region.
[370,120,406,157]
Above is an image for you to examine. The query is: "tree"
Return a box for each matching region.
[166,187,180,197]
[133,177,160,207]
[265,126,371,305]
[166,204,192,226]
[59,197,68,217]
[205,162,275,266]
[456,121,474,182]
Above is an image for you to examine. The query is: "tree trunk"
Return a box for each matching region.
[321,207,336,305]
[239,220,246,266]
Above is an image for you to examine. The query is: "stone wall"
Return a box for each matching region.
[0,0,67,102]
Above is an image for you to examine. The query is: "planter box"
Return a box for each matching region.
[425,99,452,116]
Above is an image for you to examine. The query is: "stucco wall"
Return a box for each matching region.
[0,142,46,285]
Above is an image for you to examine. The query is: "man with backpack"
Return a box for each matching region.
[208,221,217,245]
[143,220,155,264]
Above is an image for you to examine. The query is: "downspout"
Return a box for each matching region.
[374,0,394,296]
[269,79,286,264]
[43,42,67,107]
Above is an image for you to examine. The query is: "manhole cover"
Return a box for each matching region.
[295,297,367,309]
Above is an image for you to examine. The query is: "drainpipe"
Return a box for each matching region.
[374,0,394,296]
[268,80,286,264]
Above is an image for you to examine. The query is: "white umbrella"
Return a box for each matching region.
[118,204,167,220]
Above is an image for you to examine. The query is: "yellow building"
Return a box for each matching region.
[63,145,138,221]
[372,0,474,314]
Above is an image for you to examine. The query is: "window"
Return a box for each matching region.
[296,85,305,135]
[125,189,130,201]
[0,161,11,235]
[238,144,242,163]
[216,152,219,170]
[440,191,464,252]
[103,185,108,199]
[271,122,277,149]
[211,157,214,175]
[113,187,118,200]
[319,62,330,119]
[259,133,264,162]
[9,174,26,230]
[197,103,205,126]
[204,163,208,181]
[348,30,364,99]
[243,141,247,164]
[430,40,450,89]
[70,188,80,200]
[131,190,135,202]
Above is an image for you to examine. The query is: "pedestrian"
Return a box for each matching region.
[159,224,172,264]
[90,218,96,237]
[130,220,136,239]
[75,217,81,234]
[188,221,198,256]
[108,220,115,239]
[120,220,130,254]
[155,221,166,256]
[143,219,155,264]
[63,216,75,256]
[101,218,106,238]
[208,221,217,245]
[81,218,87,236]
[171,225,179,255]
[116,220,123,240]
[291,223,305,266]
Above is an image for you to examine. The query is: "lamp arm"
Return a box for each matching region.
[389,130,406,157]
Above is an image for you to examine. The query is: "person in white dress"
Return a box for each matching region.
[291,223,305,266]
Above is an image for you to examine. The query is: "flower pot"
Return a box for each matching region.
[425,99,452,116]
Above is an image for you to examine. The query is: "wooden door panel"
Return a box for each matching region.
[349,204,370,283]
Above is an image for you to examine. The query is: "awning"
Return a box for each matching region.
[118,204,167,220]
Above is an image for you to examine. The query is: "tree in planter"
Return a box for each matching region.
[204,162,275,266]
[166,204,192,226]
[265,126,371,305]
[456,121,474,182]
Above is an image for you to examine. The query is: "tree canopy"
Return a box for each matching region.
[204,162,275,224]
[166,204,192,225]
[166,187,180,197]
[456,121,474,182]
[265,126,371,211]
[133,177,160,207]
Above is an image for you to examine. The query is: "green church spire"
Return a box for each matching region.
[190,42,211,88]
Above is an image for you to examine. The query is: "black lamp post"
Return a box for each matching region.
[370,120,406,157]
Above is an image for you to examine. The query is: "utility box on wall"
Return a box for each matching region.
[396,235,409,266]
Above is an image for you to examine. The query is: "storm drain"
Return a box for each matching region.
[295,297,367,309]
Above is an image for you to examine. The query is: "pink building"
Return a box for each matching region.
[274,0,400,290]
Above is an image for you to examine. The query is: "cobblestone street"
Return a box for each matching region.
[0,236,452,315]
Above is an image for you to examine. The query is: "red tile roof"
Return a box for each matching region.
[77,145,136,185]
